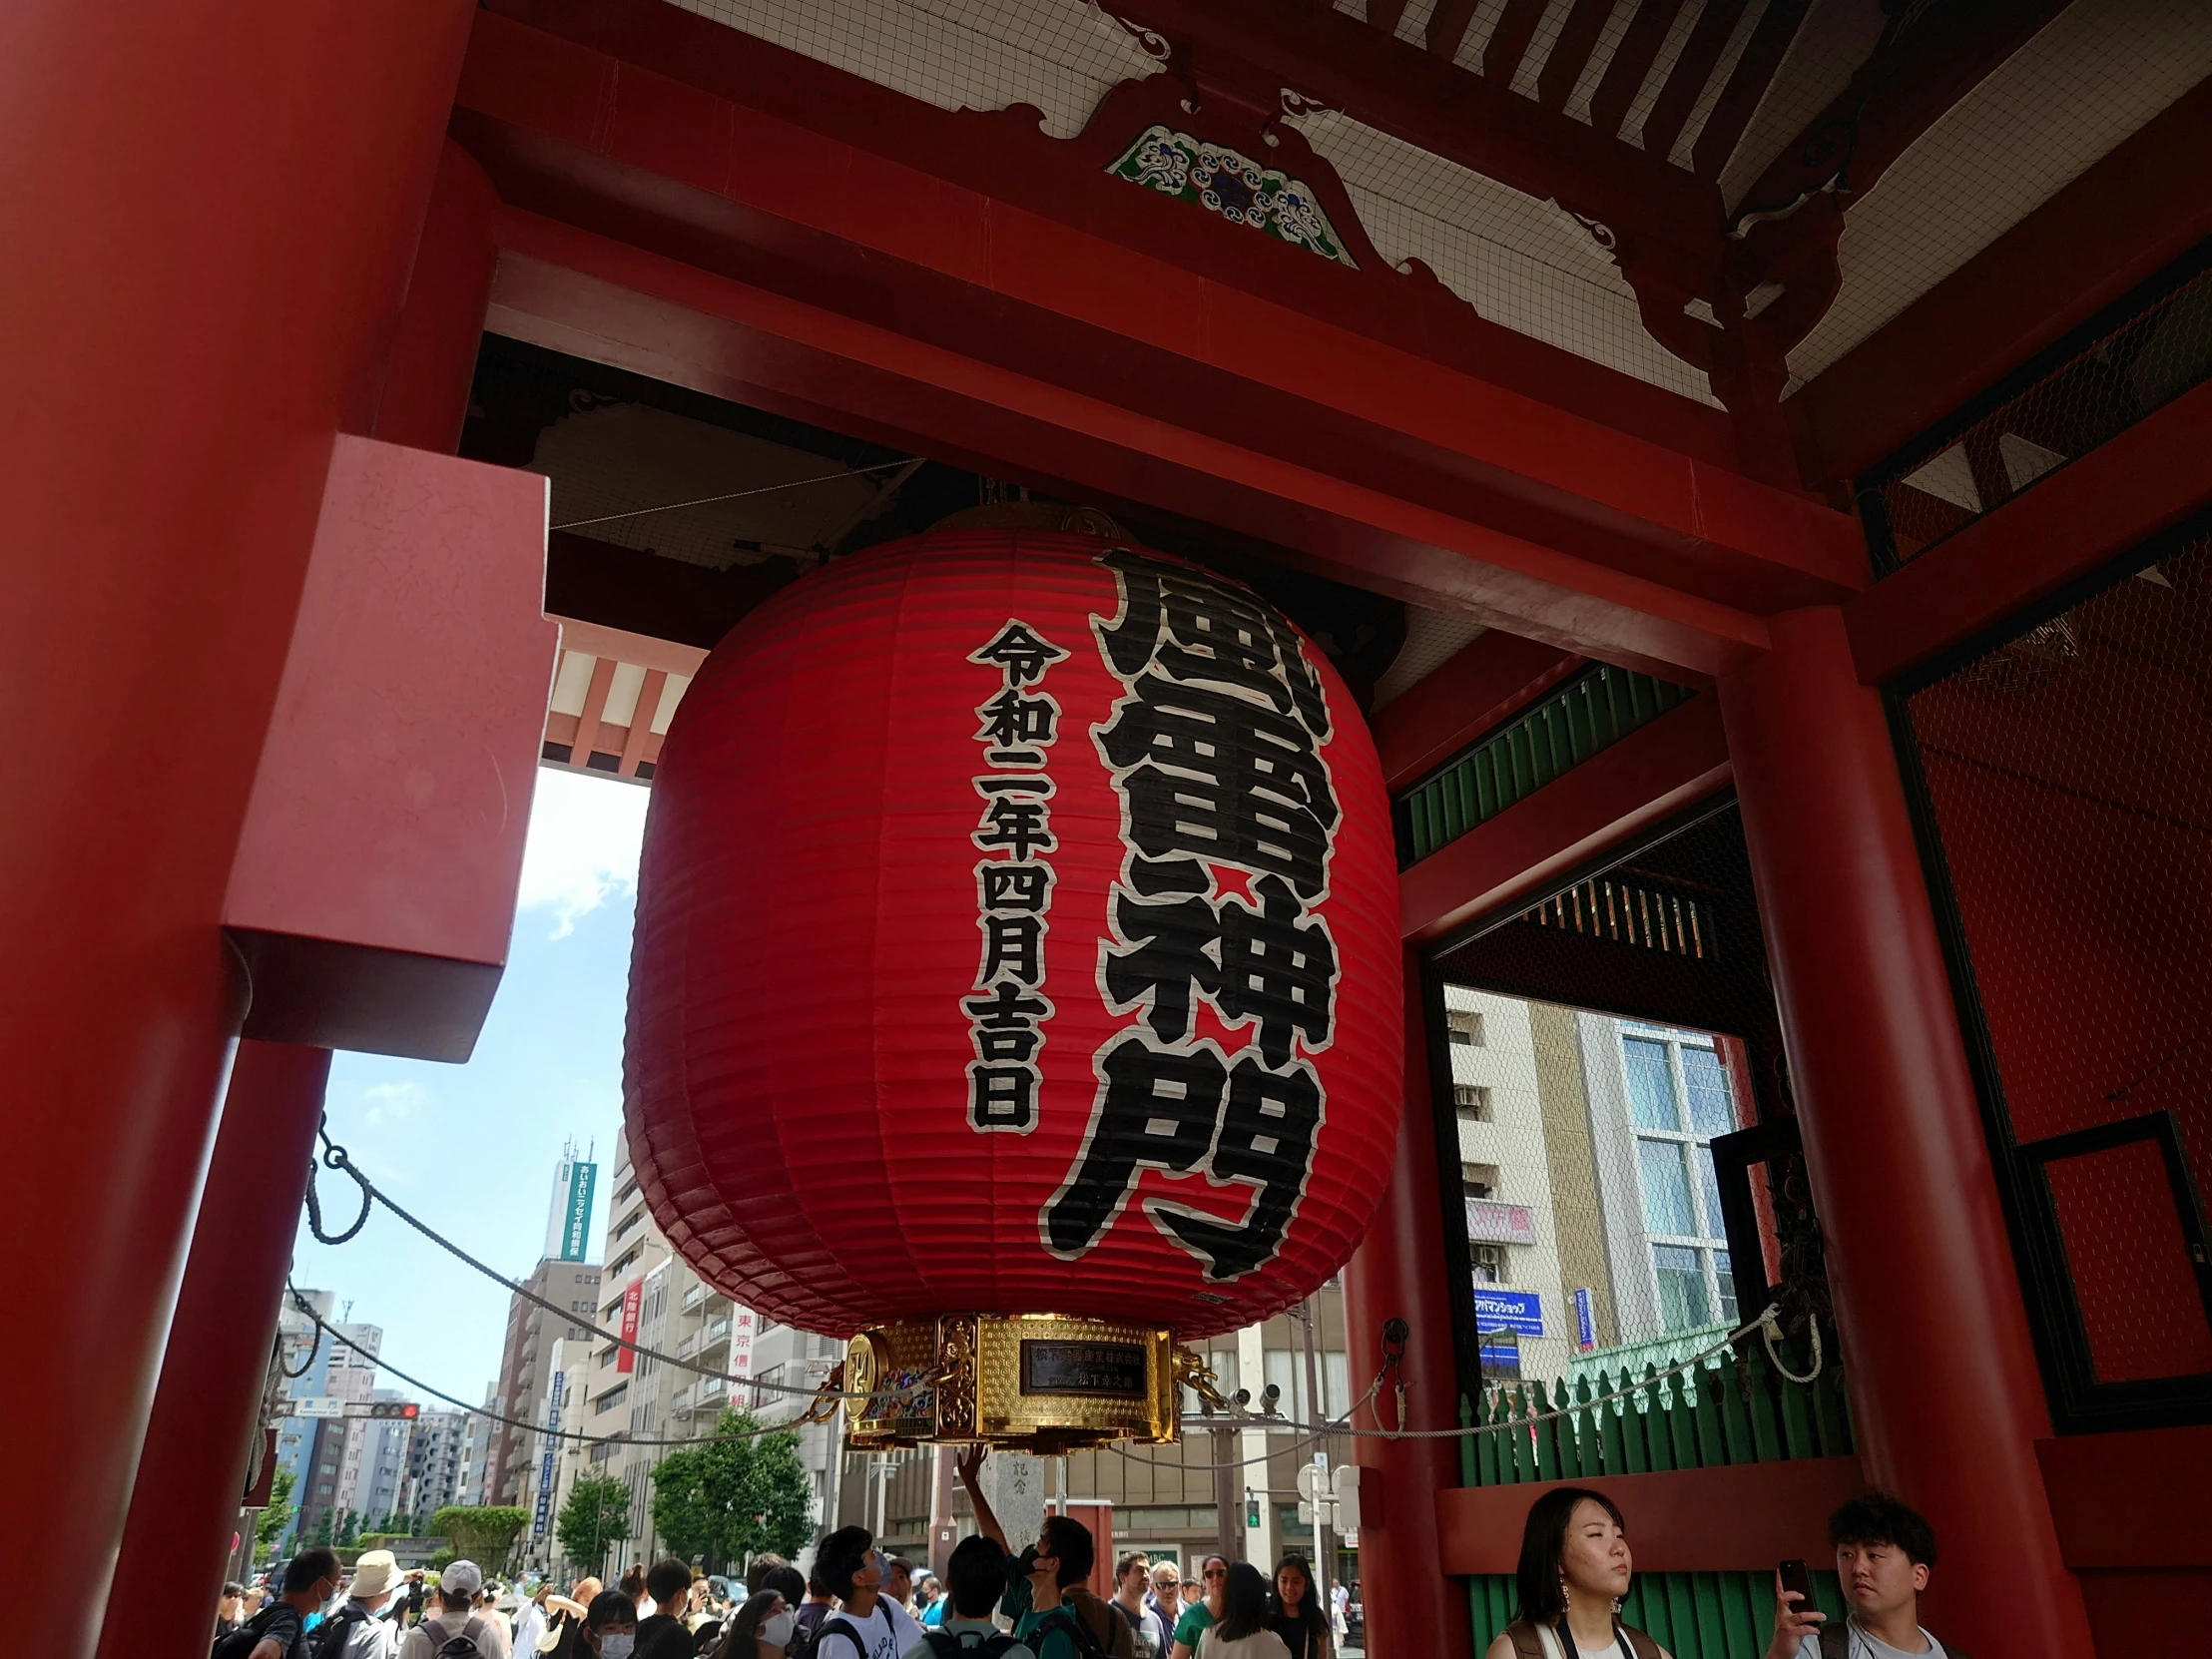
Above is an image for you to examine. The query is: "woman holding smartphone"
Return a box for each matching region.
[1485,1487,1667,1659]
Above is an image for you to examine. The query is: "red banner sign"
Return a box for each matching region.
[616,1279,643,1375]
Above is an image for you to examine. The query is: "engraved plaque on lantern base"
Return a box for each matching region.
[843,1314,1177,1452]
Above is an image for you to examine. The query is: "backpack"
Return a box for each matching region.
[215,1606,297,1659]
[1501,1619,1662,1659]
[423,1614,491,1659]
[923,1634,1023,1659]
[310,1604,370,1659]
[1028,1604,1109,1659]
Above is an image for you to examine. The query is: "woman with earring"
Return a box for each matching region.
[1484,1487,1667,1659]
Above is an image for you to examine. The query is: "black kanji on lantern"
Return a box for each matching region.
[1044,1035,1228,1259]
[1094,675,1337,899]
[962,617,1066,1136]
[969,621,1069,687]
[1047,549,1346,1280]
[1149,1055,1324,1280]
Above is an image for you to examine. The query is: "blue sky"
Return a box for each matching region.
[286,769,649,1405]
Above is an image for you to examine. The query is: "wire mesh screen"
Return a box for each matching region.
[1899,520,2212,1424]
[1427,805,1832,1405]
[1861,239,2212,572]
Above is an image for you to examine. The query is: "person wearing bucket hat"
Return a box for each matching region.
[314,1550,402,1659]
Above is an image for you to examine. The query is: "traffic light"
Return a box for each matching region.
[365,1401,420,1419]
[1244,1491,1261,1529]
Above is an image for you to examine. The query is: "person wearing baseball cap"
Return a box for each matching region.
[320,1551,403,1659]
[398,1563,512,1659]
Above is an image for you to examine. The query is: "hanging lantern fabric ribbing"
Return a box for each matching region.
[623,529,1402,1448]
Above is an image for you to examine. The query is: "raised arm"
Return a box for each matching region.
[953,1443,1007,1551]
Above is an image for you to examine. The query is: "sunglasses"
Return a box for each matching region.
[1203,1569,1227,1580]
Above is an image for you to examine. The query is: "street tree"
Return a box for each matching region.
[430,1504,529,1572]
[649,1411,813,1571]
[557,1471,635,1576]
[256,1469,296,1553]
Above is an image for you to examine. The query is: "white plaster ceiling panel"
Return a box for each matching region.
[1786,0,2212,388]
[1374,607,1489,708]
[667,0,1161,138]
[1288,108,1724,405]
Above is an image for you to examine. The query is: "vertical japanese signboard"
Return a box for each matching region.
[616,1281,643,1376]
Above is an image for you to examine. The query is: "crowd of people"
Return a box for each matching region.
[217,1454,1956,1659]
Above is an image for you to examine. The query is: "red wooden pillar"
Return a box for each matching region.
[96,1044,332,1659]
[0,0,474,1639]
[374,140,501,454]
[1344,947,1472,1659]
[1718,607,2092,1651]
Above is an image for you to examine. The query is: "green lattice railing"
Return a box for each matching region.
[1462,1338,1854,1658]
[1396,665,1692,865]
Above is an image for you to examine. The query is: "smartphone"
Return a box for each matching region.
[1778,1558,1815,1607]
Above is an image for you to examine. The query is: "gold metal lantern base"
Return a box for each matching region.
[840,1314,1184,1453]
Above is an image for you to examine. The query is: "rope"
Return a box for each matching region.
[283,1285,826,1448]
[1116,1302,1818,1469]
[550,458,921,532]
[302,1118,373,1245]
[302,1125,909,1405]
[277,1323,322,1380]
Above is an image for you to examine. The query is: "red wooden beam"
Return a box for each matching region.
[1478,0,1550,84]
[1793,78,2212,486]
[1536,0,1614,113]
[1691,0,1809,180]
[1371,633,1580,792]
[1438,1455,1866,1573]
[1398,693,1732,941]
[1588,0,1687,144]
[488,225,1765,679]
[2038,1428,2212,1569]
[1844,374,2212,686]
[454,13,1874,672]
[1641,0,1748,163]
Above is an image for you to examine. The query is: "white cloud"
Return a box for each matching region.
[517,770,649,938]
[362,1080,428,1128]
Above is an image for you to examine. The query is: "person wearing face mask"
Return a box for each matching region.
[713,1590,797,1659]
[1488,1487,1669,1659]
[583,1591,641,1659]
[216,1548,342,1659]
[808,1527,918,1659]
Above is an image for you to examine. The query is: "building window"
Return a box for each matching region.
[1447,1008,1484,1046]
[1460,1162,1499,1201]
[1622,1029,1742,1334]
[595,1383,628,1414]
[1454,1084,1492,1118]
[1471,1244,1506,1284]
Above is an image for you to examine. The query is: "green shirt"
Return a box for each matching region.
[1173,1605,1214,1648]
[998,1553,1081,1659]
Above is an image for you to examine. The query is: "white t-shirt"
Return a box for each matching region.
[1199,1632,1292,1659]
[1795,1626,1946,1659]
[817,1601,908,1659]
[1532,1629,1657,1659]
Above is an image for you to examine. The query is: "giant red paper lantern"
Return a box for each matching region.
[624,528,1402,1347]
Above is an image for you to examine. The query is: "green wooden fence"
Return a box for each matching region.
[1461,1337,1854,1658]
[1396,665,1693,865]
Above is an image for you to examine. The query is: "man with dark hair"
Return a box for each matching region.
[904,1535,1034,1659]
[221,1549,342,1659]
[954,1447,1132,1659]
[1767,1492,1966,1659]
[745,1556,791,1598]
[1109,1555,1165,1658]
[634,1559,698,1659]
[810,1525,924,1659]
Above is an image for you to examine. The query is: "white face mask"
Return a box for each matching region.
[599,1636,635,1659]
[760,1610,797,1648]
